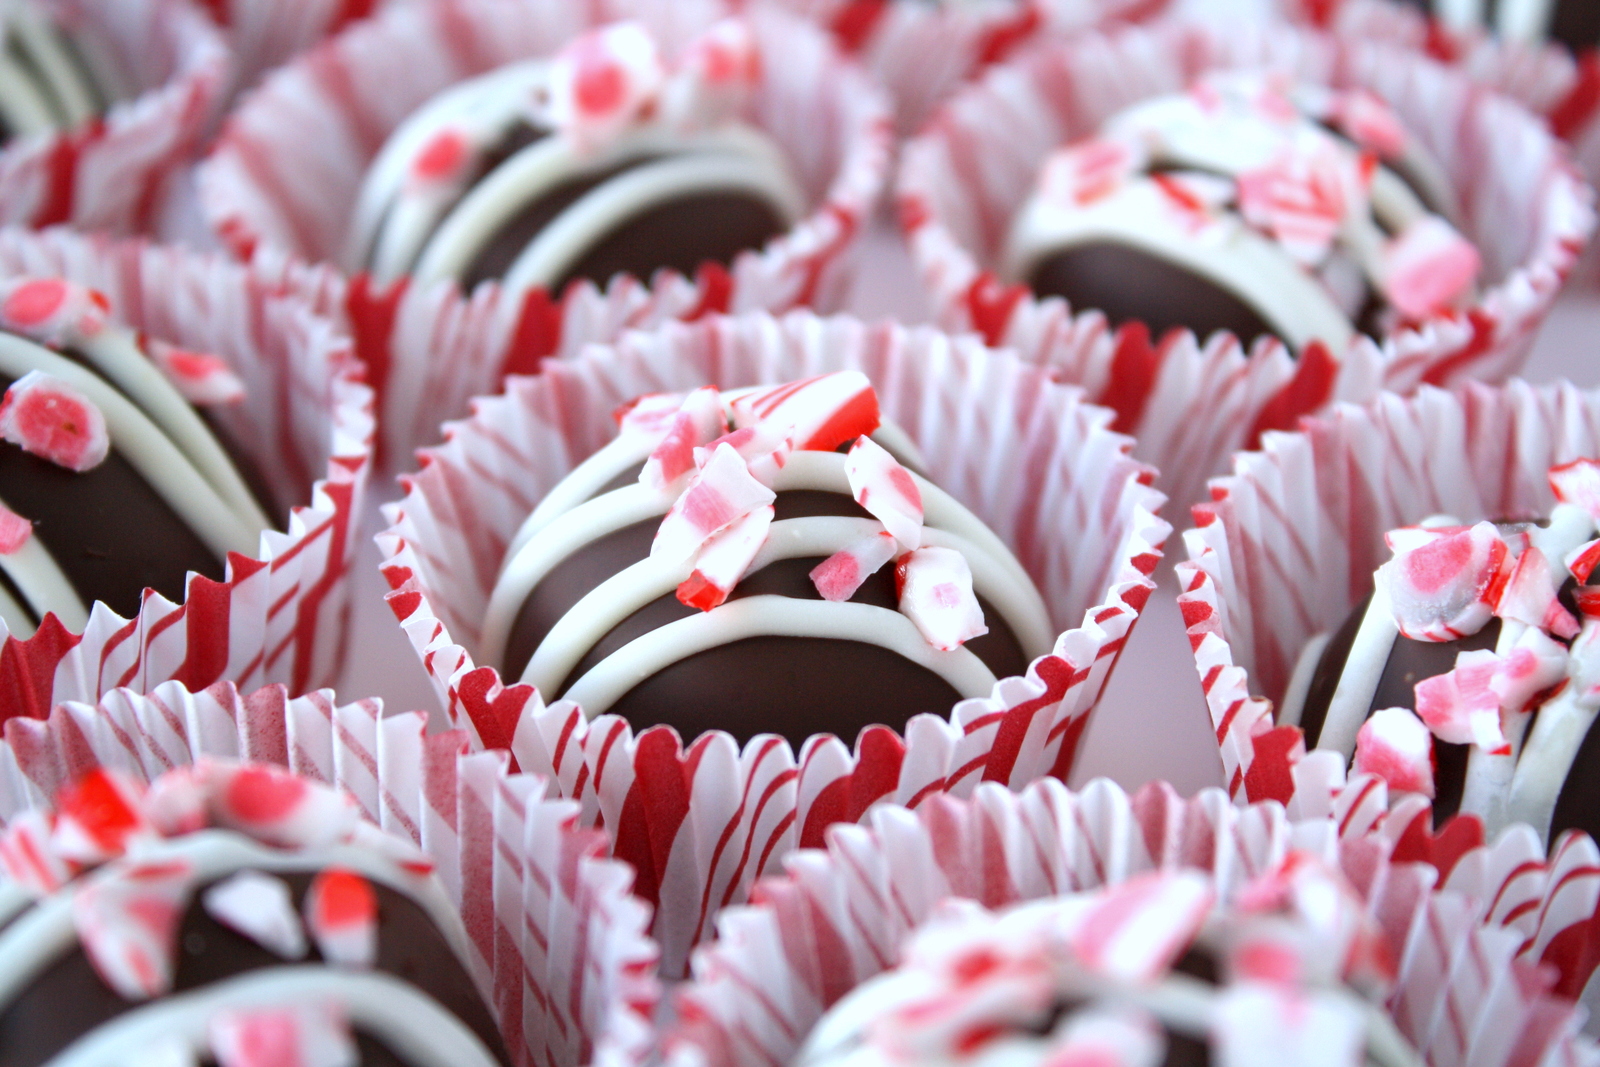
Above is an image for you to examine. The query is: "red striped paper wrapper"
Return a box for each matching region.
[0,226,373,718]
[203,0,390,94]
[198,0,893,467]
[0,0,228,234]
[897,15,1595,512]
[0,679,661,1067]
[663,773,1600,1067]
[377,309,1170,976]
[1175,379,1600,996]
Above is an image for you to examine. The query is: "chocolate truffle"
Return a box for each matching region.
[0,1,115,145]
[0,276,273,635]
[0,760,509,1067]
[1001,72,1477,353]
[345,19,805,301]
[795,858,1415,1067]
[478,371,1055,746]
[1283,462,1600,843]
[1398,0,1600,54]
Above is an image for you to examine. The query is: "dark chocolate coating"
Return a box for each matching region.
[1026,242,1280,350]
[1396,0,1598,52]
[1551,710,1600,844]
[0,866,509,1067]
[503,487,1028,747]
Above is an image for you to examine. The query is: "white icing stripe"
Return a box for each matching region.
[0,830,472,1011]
[0,487,87,635]
[0,579,30,639]
[0,49,55,136]
[497,148,805,296]
[559,595,998,719]
[1317,584,1399,761]
[74,329,271,532]
[7,3,96,129]
[522,515,1054,694]
[45,967,503,1067]
[0,879,31,930]
[1497,0,1555,40]
[1508,687,1599,841]
[0,332,262,564]
[1278,630,1331,730]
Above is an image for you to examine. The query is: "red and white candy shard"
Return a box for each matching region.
[1489,627,1568,714]
[73,857,194,999]
[0,277,110,345]
[811,529,899,602]
[651,441,775,564]
[1212,984,1363,1067]
[408,126,472,191]
[1380,215,1479,320]
[1376,521,1508,641]
[897,547,986,651]
[542,21,665,151]
[1057,871,1214,985]
[1496,545,1580,638]
[1151,171,1231,236]
[0,809,74,895]
[845,435,923,550]
[660,18,760,129]
[640,385,726,492]
[148,341,247,407]
[204,870,308,959]
[677,504,773,611]
[1330,89,1407,158]
[617,390,691,437]
[0,502,31,553]
[52,768,156,867]
[305,868,378,969]
[1235,136,1355,266]
[695,420,792,488]
[729,370,880,453]
[208,762,360,851]
[0,369,110,472]
[1354,707,1435,798]
[1039,138,1142,208]
[1413,649,1512,752]
[1552,458,1600,521]
[142,765,210,838]
[209,1002,357,1067]
[1566,537,1600,586]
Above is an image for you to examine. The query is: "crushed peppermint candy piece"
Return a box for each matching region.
[0,277,110,345]
[1376,521,1508,642]
[0,502,31,553]
[0,809,73,895]
[1380,215,1480,320]
[844,435,923,550]
[142,765,210,838]
[0,370,110,471]
[1057,870,1214,985]
[305,868,378,969]
[896,547,986,651]
[1330,90,1408,158]
[540,22,666,151]
[204,871,308,960]
[651,442,775,564]
[659,18,760,129]
[1354,707,1435,798]
[811,529,899,602]
[729,371,880,453]
[640,385,726,491]
[73,857,194,999]
[1038,138,1142,208]
[1496,545,1580,638]
[209,763,360,851]
[1551,458,1600,521]
[1568,538,1600,585]
[53,768,156,866]
[677,504,773,611]
[616,391,692,436]
[148,341,247,406]
[1414,649,1512,752]
[210,1002,357,1067]
[695,420,792,487]
[408,126,471,188]
[1489,627,1569,714]
[1235,136,1355,265]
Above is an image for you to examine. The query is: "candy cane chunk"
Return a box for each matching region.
[1296,468,1600,844]
[345,17,805,303]
[0,759,510,1066]
[481,378,1055,747]
[1002,71,1468,354]
[0,370,109,471]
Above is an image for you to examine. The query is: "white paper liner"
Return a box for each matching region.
[897,15,1595,513]
[0,226,374,714]
[206,0,393,94]
[376,309,1170,976]
[197,0,893,467]
[0,678,662,1067]
[0,0,229,233]
[663,774,1600,1067]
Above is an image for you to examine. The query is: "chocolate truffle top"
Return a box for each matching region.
[0,760,509,1067]
[345,19,805,301]
[0,1,115,146]
[481,370,1056,746]
[1002,72,1477,353]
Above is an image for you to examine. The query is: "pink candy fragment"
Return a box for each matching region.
[677,504,773,611]
[664,19,761,127]
[1377,522,1508,641]
[896,547,986,651]
[0,502,31,553]
[0,809,73,894]
[305,868,378,969]
[1550,458,1600,520]
[148,341,247,406]
[651,442,775,564]
[810,529,899,602]
[409,126,470,186]
[544,22,665,150]
[73,857,194,999]
[1496,545,1580,638]
[0,370,110,472]
[1062,871,1214,985]
[641,385,726,491]
[1381,216,1480,320]
[1415,650,1508,751]
[616,391,691,436]
[729,370,880,453]
[209,762,360,851]
[204,870,308,959]
[1331,89,1408,158]
[1236,138,1353,264]
[210,1003,357,1067]
[696,420,792,487]
[845,435,923,550]
[0,277,109,344]
[1039,138,1140,208]
[52,768,155,866]
[1567,538,1600,587]
[1354,707,1435,798]
[142,765,210,837]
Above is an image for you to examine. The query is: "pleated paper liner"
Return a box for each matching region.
[664,774,1600,1067]
[377,309,1170,975]
[897,15,1595,512]
[0,678,661,1067]
[0,226,373,716]
[198,0,892,467]
[203,0,387,94]
[0,0,228,234]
